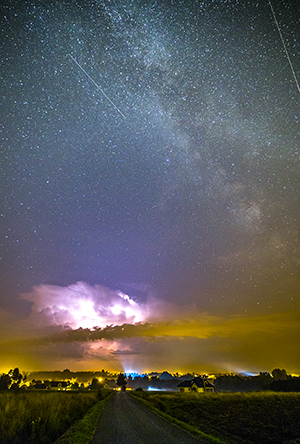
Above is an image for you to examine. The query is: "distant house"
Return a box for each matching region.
[32,382,47,390]
[178,377,214,393]
[49,381,68,390]
[30,380,69,390]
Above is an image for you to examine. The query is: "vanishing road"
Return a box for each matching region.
[89,391,208,444]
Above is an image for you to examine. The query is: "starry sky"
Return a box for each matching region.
[1,0,300,374]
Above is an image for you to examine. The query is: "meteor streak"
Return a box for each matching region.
[268,1,300,94]
[68,54,126,118]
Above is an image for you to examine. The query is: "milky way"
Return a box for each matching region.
[1,0,300,372]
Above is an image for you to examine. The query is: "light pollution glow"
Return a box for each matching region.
[0,282,299,374]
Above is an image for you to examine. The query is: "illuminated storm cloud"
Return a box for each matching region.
[21,281,150,329]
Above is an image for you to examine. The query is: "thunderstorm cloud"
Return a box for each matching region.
[1,282,299,373]
[20,281,163,329]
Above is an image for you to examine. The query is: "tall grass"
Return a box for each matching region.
[0,391,100,444]
[133,391,300,444]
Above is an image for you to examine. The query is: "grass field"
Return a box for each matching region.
[132,391,300,444]
[0,390,108,444]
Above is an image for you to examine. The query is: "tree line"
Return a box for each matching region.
[0,368,25,390]
[0,367,128,391]
[215,369,300,392]
[2,367,300,392]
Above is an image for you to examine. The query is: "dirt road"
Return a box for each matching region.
[89,391,208,444]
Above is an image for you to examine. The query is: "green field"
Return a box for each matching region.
[0,390,106,444]
[132,391,300,444]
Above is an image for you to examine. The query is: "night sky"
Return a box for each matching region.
[1,0,300,374]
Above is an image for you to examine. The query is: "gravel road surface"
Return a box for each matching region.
[89,391,208,444]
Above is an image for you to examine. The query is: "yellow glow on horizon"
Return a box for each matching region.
[1,309,300,374]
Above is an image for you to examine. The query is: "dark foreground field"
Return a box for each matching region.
[132,391,300,444]
[1,390,299,444]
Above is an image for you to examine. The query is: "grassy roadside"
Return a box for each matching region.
[53,391,114,444]
[130,392,229,444]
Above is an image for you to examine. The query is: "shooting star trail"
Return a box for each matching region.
[68,54,126,118]
[268,1,300,94]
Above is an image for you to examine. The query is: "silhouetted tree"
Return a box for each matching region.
[116,372,127,391]
[0,373,11,390]
[22,372,28,385]
[90,377,103,390]
[267,376,300,392]
[150,375,159,382]
[9,368,22,389]
[271,368,287,380]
